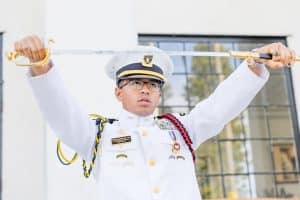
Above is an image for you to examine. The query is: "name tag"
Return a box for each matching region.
[111,136,131,145]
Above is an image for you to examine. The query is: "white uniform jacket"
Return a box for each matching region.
[28,61,269,200]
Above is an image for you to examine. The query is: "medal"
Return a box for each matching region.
[168,131,184,160]
[168,130,186,160]
[169,131,181,154]
[176,155,185,160]
[172,141,181,154]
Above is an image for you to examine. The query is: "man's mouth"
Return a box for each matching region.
[138,98,151,103]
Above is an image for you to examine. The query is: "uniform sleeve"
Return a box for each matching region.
[179,61,270,149]
[27,66,96,161]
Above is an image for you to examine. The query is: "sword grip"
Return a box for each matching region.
[230,51,275,60]
[258,53,273,60]
[259,53,300,61]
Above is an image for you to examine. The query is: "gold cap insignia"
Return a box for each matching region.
[142,55,153,67]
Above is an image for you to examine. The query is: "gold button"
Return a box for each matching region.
[149,159,156,166]
[142,130,148,137]
[152,187,160,194]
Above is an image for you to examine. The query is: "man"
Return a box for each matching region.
[14,35,295,200]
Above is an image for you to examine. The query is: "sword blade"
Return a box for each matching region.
[51,49,231,57]
[51,49,300,61]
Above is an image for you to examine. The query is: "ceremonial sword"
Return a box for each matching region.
[6,42,300,67]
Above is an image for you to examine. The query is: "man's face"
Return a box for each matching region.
[115,78,162,116]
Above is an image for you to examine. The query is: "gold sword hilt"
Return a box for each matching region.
[6,39,54,67]
[230,51,300,61]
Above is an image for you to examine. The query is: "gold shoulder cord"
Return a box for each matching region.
[57,114,108,178]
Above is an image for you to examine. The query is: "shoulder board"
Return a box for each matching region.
[89,113,118,124]
[89,113,106,120]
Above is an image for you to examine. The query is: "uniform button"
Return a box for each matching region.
[141,130,148,137]
[149,159,156,166]
[119,143,124,149]
[152,187,160,194]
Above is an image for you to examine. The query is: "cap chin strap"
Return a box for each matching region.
[117,70,166,82]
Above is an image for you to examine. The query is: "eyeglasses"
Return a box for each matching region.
[119,79,163,92]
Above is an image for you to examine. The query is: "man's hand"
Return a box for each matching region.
[247,43,296,76]
[254,43,296,68]
[14,35,52,76]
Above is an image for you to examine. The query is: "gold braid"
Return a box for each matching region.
[56,114,109,178]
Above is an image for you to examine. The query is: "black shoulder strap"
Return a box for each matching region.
[158,113,196,163]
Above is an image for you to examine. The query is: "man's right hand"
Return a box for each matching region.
[14,35,52,76]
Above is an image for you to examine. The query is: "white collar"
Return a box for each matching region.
[117,108,155,129]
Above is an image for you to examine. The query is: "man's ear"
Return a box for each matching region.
[115,87,122,101]
[153,90,162,107]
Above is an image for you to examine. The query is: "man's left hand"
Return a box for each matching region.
[254,42,296,69]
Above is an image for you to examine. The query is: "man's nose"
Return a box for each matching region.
[140,83,150,93]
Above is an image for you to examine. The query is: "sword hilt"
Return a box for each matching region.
[6,39,54,67]
[230,51,300,61]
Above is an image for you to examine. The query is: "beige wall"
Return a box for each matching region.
[1,0,137,199]
[0,0,47,199]
[133,0,297,36]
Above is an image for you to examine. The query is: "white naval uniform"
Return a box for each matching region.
[28,61,269,200]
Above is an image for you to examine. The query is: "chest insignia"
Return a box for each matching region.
[156,118,176,130]
[111,136,131,145]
